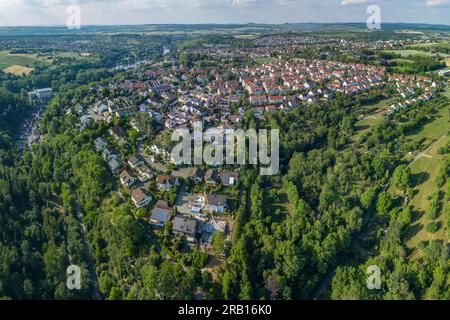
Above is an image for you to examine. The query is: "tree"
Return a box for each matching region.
[376,191,392,216]
[213,232,226,256]
[392,165,411,193]
[398,206,412,225]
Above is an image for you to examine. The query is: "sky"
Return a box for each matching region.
[0,0,449,26]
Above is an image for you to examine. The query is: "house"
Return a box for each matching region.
[221,171,239,187]
[94,137,108,152]
[131,187,152,208]
[173,216,198,242]
[120,170,136,188]
[205,169,218,186]
[156,175,179,191]
[108,157,121,173]
[187,194,206,215]
[205,194,227,214]
[128,155,144,169]
[109,126,126,140]
[191,167,205,183]
[150,200,173,227]
[137,164,154,182]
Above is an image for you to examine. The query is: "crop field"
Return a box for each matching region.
[3,65,34,75]
[0,51,47,73]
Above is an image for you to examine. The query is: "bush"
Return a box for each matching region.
[425,221,441,233]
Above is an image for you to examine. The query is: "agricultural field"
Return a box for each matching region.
[233,34,259,39]
[0,50,49,74]
[3,65,34,75]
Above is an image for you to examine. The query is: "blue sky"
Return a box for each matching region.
[0,0,449,26]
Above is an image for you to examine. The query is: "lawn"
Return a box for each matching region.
[254,56,279,64]
[382,49,438,58]
[404,105,450,145]
[351,97,396,143]
[404,142,449,259]
[233,34,258,40]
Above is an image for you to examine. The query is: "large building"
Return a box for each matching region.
[28,88,52,101]
[438,69,450,77]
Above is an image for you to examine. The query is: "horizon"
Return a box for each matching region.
[1,21,450,28]
[1,0,449,27]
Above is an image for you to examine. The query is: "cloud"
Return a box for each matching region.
[0,0,25,10]
[426,0,450,6]
[341,0,369,5]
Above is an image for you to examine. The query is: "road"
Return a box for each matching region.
[73,196,100,299]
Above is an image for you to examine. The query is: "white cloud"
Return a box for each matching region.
[426,0,450,6]
[0,0,25,10]
[341,0,369,5]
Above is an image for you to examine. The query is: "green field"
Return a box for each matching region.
[382,49,450,59]
[404,136,449,259]
[233,34,259,40]
[405,105,450,145]
[0,51,47,70]
[351,97,396,143]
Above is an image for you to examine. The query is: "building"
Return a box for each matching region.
[137,164,154,182]
[438,69,450,77]
[156,175,179,191]
[205,169,218,186]
[173,216,198,242]
[108,157,121,173]
[191,167,205,183]
[187,194,206,215]
[128,155,144,169]
[150,200,173,227]
[94,137,108,152]
[28,88,52,101]
[205,194,227,214]
[221,171,239,187]
[132,188,152,208]
[120,170,136,188]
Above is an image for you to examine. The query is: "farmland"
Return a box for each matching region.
[0,50,48,74]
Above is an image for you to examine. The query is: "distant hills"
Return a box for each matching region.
[0,22,449,37]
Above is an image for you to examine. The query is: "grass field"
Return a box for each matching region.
[351,97,396,143]
[233,34,258,40]
[254,56,279,64]
[382,49,450,59]
[405,105,450,145]
[0,51,48,74]
[404,135,449,259]
[391,99,450,258]
[3,65,34,75]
